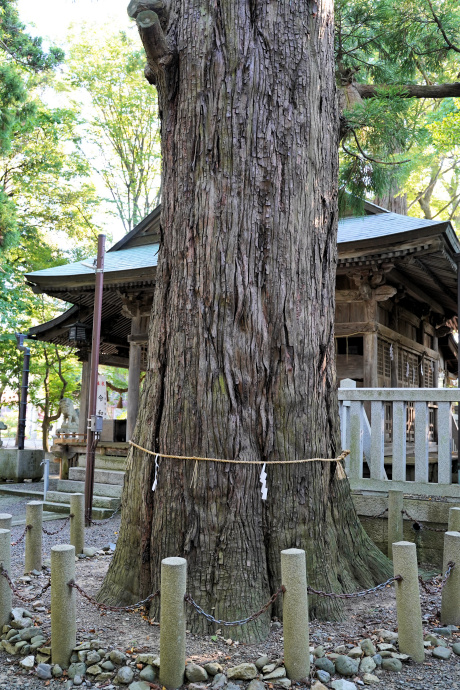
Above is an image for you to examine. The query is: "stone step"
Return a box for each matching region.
[77,455,127,471]
[56,479,123,499]
[42,501,115,520]
[46,490,119,510]
[69,467,125,486]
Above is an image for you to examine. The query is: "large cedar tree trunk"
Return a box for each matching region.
[99,0,391,639]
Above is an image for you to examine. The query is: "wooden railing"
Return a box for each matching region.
[338,379,460,498]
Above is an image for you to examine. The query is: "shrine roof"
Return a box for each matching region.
[26,244,159,282]
[338,212,449,244]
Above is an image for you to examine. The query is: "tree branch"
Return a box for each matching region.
[344,129,411,166]
[354,83,460,99]
[425,0,460,54]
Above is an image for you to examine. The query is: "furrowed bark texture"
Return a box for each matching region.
[99,0,391,639]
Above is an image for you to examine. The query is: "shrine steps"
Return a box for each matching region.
[69,467,125,486]
[45,441,128,519]
[77,454,127,472]
[56,479,122,499]
[46,490,120,511]
[41,500,115,521]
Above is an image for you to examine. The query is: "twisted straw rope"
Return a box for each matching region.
[129,441,349,465]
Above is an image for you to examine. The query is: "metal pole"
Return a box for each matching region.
[84,234,105,526]
[455,253,460,476]
[15,335,30,451]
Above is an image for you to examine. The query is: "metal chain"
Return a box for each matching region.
[0,566,51,604]
[441,561,455,589]
[68,579,160,612]
[10,524,31,547]
[88,504,121,526]
[184,586,286,626]
[370,507,388,519]
[401,509,446,533]
[42,515,74,536]
[307,575,402,599]
[418,561,455,594]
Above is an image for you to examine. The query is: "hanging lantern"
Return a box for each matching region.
[67,321,90,345]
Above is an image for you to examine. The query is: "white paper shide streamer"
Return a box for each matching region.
[152,453,160,492]
[260,463,268,501]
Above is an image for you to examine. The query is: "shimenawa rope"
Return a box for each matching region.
[129,441,349,465]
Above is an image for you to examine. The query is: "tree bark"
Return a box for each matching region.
[99,0,391,639]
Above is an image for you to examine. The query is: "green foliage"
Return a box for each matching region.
[0,0,65,248]
[336,0,460,207]
[64,25,161,232]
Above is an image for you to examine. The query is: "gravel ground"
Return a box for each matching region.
[0,493,459,688]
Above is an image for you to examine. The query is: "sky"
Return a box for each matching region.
[17,0,128,44]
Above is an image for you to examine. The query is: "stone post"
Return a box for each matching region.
[448,507,460,532]
[281,548,310,681]
[51,545,76,667]
[0,514,12,531]
[24,501,42,573]
[388,490,404,559]
[440,531,460,625]
[159,557,186,689]
[392,541,424,662]
[70,493,84,556]
[0,528,12,627]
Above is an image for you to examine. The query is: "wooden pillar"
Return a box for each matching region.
[78,358,91,437]
[127,316,142,441]
[363,332,378,388]
[391,343,399,388]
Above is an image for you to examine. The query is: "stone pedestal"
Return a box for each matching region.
[0,448,44,481]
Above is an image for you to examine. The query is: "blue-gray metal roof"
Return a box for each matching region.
[337,212,446,243]
[26,244,160,280]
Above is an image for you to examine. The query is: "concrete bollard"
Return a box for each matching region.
[51,545,76,667]
[24,501,43,573]
[0,529,12,628]
[281,548,310,680]
[448,507,460,532]
[388,490,404,559]
[440,531,460,625]
[392,541,424,662]
[159,557,187,689]
[0,514,12,531]
[70,493,84,556]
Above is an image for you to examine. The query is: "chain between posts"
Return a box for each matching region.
[41,514,74,536]
[68,579,160,612]
[418,561,455,594]
[370,507,388,519]
[10,524,31,547]
[402,509,446,533]
[307,575,403,599]
[184,585,286,626]
[0,566,51,603]
[87,504,121,526]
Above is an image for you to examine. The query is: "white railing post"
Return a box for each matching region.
[349,401,364,479]
[370,400,385,480]
[414,402,429,483]
[392,401,407,481]
[339,379,356,474]
[437,401,452,484]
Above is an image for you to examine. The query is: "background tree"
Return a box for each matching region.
[0,0,64,251]
[99,0,391,639]
[65,25,162,232]
[28,341,81,451]
[336,0,460,206]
